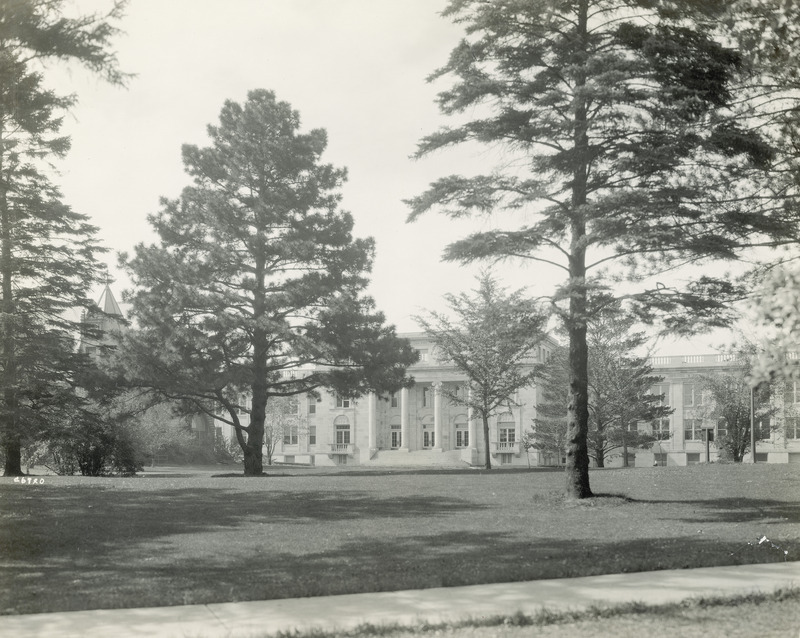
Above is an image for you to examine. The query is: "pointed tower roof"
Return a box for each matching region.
[98,284,123,317]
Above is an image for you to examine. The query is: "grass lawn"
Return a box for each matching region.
[0,463,798,615]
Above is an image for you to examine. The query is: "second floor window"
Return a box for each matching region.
[336,396,351,408]
[499,427,516,444]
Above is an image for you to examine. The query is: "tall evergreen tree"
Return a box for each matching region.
[120,90,417,476]
[0,0,127,475]
[407,0,800,497]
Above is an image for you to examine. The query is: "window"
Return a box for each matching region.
[336,396,351,409]
[786,417,800,440]
[283,425,298,445]
[683,383,702,407]
[309,425,316,446]
[785,381,799,405]
[390,392,398,408]
[498,413,515,447]
[455,415,468,448]
[499,453,513,465]
[416,349,429,362]
[308,396,316,415]
[390,421,402,449]
[716,418,727,439]
[422,386,430,407]
[335,423,350,445]
[757,416,771,440]
[651,384,669,405]
[422,416,434,448]
[499,428,516,444]
[686,452,701,465]
[684,418,700,441]
[652,418,670,440]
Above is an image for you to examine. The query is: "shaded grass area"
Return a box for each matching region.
[0,463,798,614]
[273,588,800,638]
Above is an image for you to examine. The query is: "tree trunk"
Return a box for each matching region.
[482,413,492,470]
[244,255,268,477]
[245,371,266,476]
[564,0,592,499]
[622,437,629,467]
[0,124,22,477]
[595,448,605,468]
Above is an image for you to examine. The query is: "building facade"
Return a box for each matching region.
[636,353,800,466]
[223,333,800,468]
[225,333,554,468]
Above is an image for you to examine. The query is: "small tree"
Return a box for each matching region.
[263,395,307,466]
[415,273,546,469]
[695,351,776,462]
[129,402,194,467]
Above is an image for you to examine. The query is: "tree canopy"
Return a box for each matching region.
[416,273,546,469]
[120,90,417,476]
[407,0,800,497]
[0,0,127,476]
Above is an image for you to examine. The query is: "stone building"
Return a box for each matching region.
[260,336,800,468]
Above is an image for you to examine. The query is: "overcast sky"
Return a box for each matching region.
[49,0,734,352]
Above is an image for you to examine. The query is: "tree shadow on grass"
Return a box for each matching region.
[1,482,796,615]
[585,493,800,525]
[1,526,789,615]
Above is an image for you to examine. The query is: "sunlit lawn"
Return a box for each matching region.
[0,463,797,615]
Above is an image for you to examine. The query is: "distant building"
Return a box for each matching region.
[639,353,800,466]
[219,332,555,468]
[257,336,800,468]
[79,283,125,358]
[79,283,217,450]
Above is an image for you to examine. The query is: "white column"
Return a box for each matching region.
[433,382,443,451]
[400,387,410,451]
[368,391,377,451]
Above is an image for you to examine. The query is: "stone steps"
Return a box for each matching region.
[366,448,469,467]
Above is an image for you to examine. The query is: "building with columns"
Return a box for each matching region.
[243,333,554,468]
[223,332,800,468]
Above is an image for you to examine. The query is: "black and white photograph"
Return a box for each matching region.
[1,1,799,636]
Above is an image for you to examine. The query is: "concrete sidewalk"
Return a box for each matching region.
[2,562,798,638]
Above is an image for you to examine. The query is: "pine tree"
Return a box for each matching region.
[120,90,417,476]
[407,0,800,497]
[0,1,127,475]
